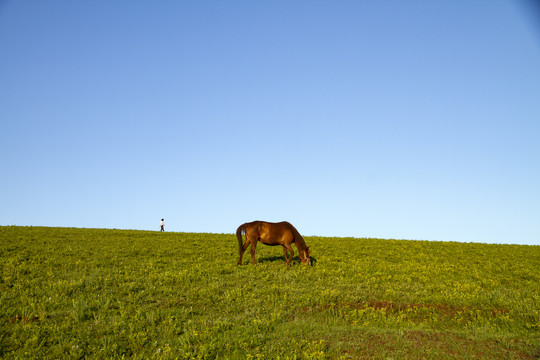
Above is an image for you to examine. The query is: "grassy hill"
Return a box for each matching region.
[1,226,538,359]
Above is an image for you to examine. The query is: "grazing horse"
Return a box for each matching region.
[236,221,311,266]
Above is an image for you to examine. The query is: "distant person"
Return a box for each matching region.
[160,219,164,232]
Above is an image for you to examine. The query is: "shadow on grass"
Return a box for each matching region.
[257,255,317,265]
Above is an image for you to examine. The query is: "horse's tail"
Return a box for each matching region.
[236,223,248,255]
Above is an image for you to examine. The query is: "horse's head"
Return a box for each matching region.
[301,247,311,266]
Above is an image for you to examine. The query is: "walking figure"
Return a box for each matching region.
[160,219,164,232]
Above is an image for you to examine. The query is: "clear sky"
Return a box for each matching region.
[1,1,539,245]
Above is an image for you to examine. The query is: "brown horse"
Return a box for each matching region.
[236,221,311,265]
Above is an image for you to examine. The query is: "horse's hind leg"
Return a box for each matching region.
[250,240,258,265]
[237,240,251,265]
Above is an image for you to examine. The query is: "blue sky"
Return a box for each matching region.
[1,1,539,245]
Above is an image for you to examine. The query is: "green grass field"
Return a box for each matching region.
[1,226,539,359]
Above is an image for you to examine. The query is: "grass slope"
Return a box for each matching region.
[1,226,539,359]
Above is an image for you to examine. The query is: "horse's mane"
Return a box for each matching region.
[286,222,308,249]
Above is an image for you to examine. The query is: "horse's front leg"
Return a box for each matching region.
[284,243,294,265]
[282,246,289,263]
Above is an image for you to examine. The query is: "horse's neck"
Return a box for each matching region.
[295,236,307,249]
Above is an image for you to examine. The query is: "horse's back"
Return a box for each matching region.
[243,221,297,241]
[260,221,295,243]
